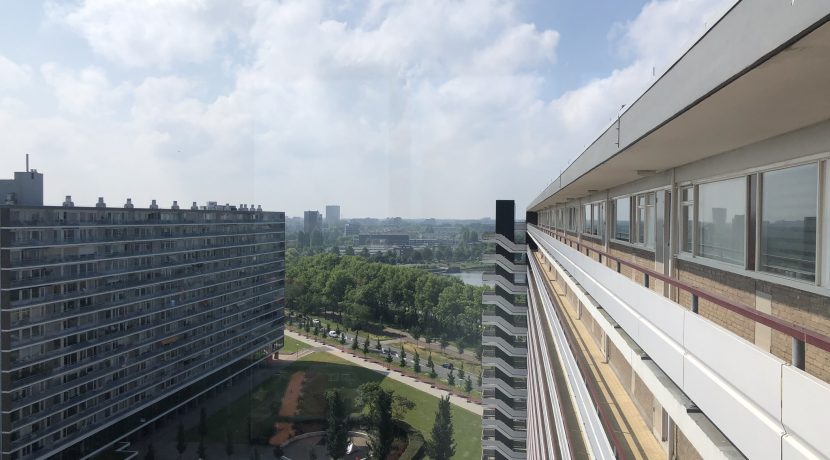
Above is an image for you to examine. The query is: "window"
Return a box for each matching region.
[635,192,656,248]
[614,197,630,241]
[697,177,745,266]
[680,187,694,253]
[583,204,591,234]
[582,202,604,237]
[760,164,818,282]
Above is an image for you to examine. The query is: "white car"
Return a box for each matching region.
[312,319,321,325]
[328,330,339,338]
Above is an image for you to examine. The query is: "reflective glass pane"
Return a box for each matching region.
[615,198,629,241]
[681,205,693,253]
[697,177,745,265]
[760,164,817,281]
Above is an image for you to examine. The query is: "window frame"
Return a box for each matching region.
[612,196,632,242]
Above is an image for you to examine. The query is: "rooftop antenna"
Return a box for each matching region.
[26,154,29,172]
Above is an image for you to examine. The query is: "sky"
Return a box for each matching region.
[0,0,735,219]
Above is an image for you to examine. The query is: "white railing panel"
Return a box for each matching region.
[781,365,830,458]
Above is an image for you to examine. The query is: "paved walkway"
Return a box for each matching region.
[286,330,483,415]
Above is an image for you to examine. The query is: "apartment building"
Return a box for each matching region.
[521,3,830,460]
[481,200,528,460]
[0,171,285,459]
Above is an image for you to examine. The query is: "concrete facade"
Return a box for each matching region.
[0,173,285,459]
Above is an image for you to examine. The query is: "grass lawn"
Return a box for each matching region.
[279,335,311,354]
[192,351,481,459]
[405,343,482,378]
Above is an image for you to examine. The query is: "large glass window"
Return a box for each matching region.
[635,193,655,248]
[697,177,745,266]
[583,204,591,234]
[680,187,693,253]
[614,198,630,241]
[760,164,817,282]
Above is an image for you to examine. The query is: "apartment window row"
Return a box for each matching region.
[680,161,823,283]
[542,159,829,286]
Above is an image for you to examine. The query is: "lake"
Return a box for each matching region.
[446,271,492,287]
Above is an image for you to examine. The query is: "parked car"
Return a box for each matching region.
[312,319,321,325]
[441,363,454,370]
[328,330,339,338]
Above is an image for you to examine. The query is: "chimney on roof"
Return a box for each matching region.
[26,154,29,172]
[124,198,134,209]
[191,201,198,210]
[63,195,74,207]
[171,201,180,210]
[149,199,158,209]
[96,197,106,208]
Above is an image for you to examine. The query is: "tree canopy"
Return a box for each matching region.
[287,253,484,344]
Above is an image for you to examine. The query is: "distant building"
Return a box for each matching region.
[0,168,285,459]
[304,210,321,234]
[357,234,410,246]
[325,205,341,226]
[344,221,361,236]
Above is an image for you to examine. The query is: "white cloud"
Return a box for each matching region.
[41,63,130,116]
[48,0,251,68]
[1,0,736,218]
[0,55,31,91]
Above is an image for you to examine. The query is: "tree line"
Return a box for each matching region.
[286,252,485,347]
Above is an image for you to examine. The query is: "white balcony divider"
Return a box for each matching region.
[528,226,830,459]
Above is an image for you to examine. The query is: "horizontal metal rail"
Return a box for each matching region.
[528,254,622,460]
[532,224,830,366]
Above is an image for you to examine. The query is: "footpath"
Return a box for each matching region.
[286,330,483,415]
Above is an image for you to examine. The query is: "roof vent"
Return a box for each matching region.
[96,197,106,208]
[149,199,158,209]
[171,201,180,210]
[5,192,16,205]
[63,195,74,207]
[191,201,198,210]
[124,198,134,209]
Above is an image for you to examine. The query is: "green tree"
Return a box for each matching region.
[357,384,394,460]
[447,368,455,386]
[464,375,473,393]
[375,337,382,350]
[429,367,438,379]
[477,372,482,387]
[362,335,370,355]
[413,350,421,373]
[385,351,393,364]
[225,431,234,456]
[351,334,359,350]
[198,440,207,460]
[199,407,208,439]
[458,363,465,380]
[345,246,355,256]
[176,423,186,457]
[427,352,434,370]
[325,390,349,459]
[426,395,456,460]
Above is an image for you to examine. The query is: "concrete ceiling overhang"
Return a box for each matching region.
[531,13,830,211]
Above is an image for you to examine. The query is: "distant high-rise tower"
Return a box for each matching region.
[304,210,321,234]
[326,205,341,226]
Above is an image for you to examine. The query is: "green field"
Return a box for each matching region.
[193,351,482,459]
[279,335,312,354]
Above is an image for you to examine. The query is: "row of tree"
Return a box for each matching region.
[325,385,455,460]
[286,252,485,345]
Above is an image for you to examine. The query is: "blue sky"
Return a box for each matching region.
[0,0,734,218]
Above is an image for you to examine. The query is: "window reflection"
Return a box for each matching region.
[697,178,745,265]
[760,164,817,281]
